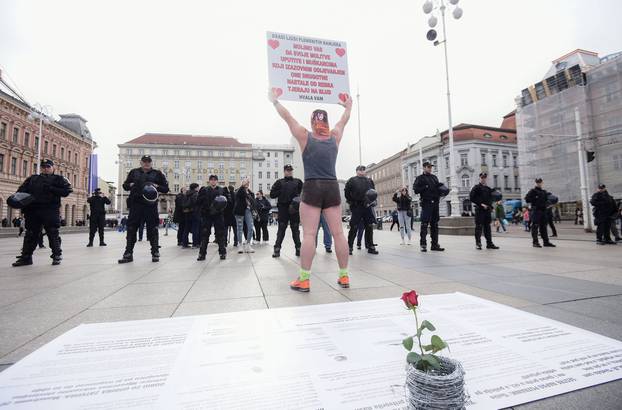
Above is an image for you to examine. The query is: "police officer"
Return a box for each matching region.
[197,175,230,260]
[87,188,111,247]
[270,164,303,257]
[469,173,499,250]
[413,161,444,252]
[590,184,617,245]
[345,165,379,255]
[525,178,556,248]
[12,159,72,266]
[118,155,169,263]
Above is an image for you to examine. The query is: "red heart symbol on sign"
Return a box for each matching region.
[268,39,280,50]
[335,48,346,57]
[272,87,283,97]
[338,93,349,102]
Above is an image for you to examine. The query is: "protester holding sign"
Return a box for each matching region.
[269,89,352,293]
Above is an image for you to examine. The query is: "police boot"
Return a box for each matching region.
[272,247,281,258]
[118,252,133,263]
[367,247,379,255]
[12,255,33,267]
[86,241,93,247]
[295,248,300,257]
[197,253,206,261]
[51,254,62,266]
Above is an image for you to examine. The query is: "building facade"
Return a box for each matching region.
[96,176,117,213]
[117,133,253,214]
[366,149,407,217]
[251,143,295,205]
[516,49,622,216]
[401,114,519,217]
[0,77,94,225]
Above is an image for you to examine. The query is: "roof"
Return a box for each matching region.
[440,123,516,144]
[123,133,252,148]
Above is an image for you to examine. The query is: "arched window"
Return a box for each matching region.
[461,174,470,188]
[483,133,492,138]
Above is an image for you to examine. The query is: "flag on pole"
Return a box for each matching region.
[88,154,98,194]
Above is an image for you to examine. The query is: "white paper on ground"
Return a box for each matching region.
[1,293,622,409]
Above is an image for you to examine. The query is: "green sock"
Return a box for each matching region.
[299,269,310,281]
[339,268,348,278]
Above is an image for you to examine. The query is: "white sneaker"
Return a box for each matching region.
[246,244,255,253]
[237,245,244,254]
[400,239,406,245]
[407,239,412,245]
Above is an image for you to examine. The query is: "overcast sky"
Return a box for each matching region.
[2,0,621,185]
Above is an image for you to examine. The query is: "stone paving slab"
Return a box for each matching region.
[0,222,621,408]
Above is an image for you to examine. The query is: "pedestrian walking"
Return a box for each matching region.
[234,178,255,253]
[494,200,507,233]
[392,186,413,245]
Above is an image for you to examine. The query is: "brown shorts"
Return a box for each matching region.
[301,179,341,209]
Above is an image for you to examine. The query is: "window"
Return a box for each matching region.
[267,160,271,168]
[514,175,519,188]
[493,175,499,187]
[259,183,263,191]
[267,183,271,190]
[197,174,203,181]
[512,155,517,167]
[274,171,278,179]
[12,127,19,144]
[74,153,78,163]
[125,160,132,167]
[61,147,65,159]
[67,150,71,162]
[481,153,487,165]
[11,157,17,175]
[174,149,180,156]
[445,156,449,169]
[174,173,179,180]
[483,133,492,138]
[44,141,49,154]
[32,163,36,173]
[240,161,246,169]
[174,160,179,168]
[185,161,191,168]
[275,152,278,158]
[258,171,262,179]
[460,153,468,166]
[52,144,57,157]
[139,149,144,155]
[492,154,497,167]
[22,160,28,176]
[73,174,77,186]
[274,159,278,167]
[163,160,169,167]
[0,122,6,139]
[266,152,270,157]
[0,154,3,172]
[219,162,224,169]
[500,135,508,140]
[266,171,271,179]
[219,151,224,157]
[186,150,191,156]
[162,149,168,156]
[286,154,291,159]
[185,174,190,181]
[613,154,622,170]
[24,132,30,147]
[197,160,202,169]
[35,136,39,151]
[461,174,470,188]
[208,150,213,157]
[504,175,509,189]
[502,155,508,167]
[258,161,262,168]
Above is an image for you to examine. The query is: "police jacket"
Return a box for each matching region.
[17,173,72,210]
[87,195,111,216]
[525,187,549,211]
[173,192,184,223]
[590,191,617,223]
[225,187,236,219]
[270,176,303,205]
[413,173,441,203]
[469,183,494,211]
[234,187,255,216]
[392,192,412,211]
[345,176,375,206]
[256,197,272,221]
[122,168,169,206]
[197,185,229,216]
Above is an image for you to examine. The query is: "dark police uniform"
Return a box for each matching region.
[197,183,230,260]
[270,175,303,256]
[525,183,554,247]
[413,171,443,250]
[119,164,169,262]
[469,182,497,249]
[345,175,377,253]
[13,160,72,266]
[87,190,111,246]
[590,187,617,244]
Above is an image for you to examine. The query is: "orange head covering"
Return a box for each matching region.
[311,109,330,137]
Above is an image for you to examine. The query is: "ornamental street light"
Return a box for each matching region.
[422,0,463,217]
[27,104,53,174]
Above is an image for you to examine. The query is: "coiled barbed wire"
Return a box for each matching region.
[404,357,467,410]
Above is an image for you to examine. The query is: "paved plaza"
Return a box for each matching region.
[1,222,621,409]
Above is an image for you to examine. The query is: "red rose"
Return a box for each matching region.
[401,290,419,308]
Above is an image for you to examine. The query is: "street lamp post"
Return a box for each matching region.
[423,0,463,217]
[27,104,52,174]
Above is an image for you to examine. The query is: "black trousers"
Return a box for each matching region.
[547,219,557,236]
[126,202,159,254]
[21,208,62,258]
[530,210,550,245]
[89,214,106,243]
[474,208,493,245]
[274,204,300,250]
[420,202,439,246]
[390,220,399,231]
[199,214,226,255]
[225,214,237,245]
[348,205,375,249]
[254,219,269,241]
[596,219,612,242]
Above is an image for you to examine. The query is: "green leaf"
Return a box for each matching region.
[402,336,414,352]
[422,344,434,352]
[420,320,436,332]
[407,352,421,364]
[421,354,441,370]
[430,335,448,353]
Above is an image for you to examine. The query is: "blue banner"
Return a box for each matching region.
[88,154,98,194]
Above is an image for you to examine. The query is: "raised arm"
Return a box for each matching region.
[331,95,353,144]
[269,89,307,145]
